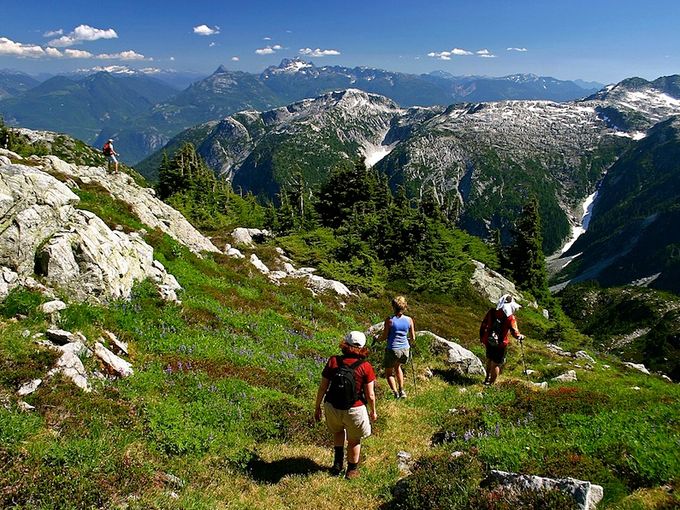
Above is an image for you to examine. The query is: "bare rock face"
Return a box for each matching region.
[0,161,182,303]
[41,156,219,255]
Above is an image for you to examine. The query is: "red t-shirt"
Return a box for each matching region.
[322,355,376,408]
[479,308,520,347]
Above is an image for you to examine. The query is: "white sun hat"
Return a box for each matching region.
[345,331,367,347]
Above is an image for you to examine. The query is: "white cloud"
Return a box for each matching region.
[64,48,93,58]
[170,56,175,61]
[49,24,118,47]
[428,47,474,60]
[231,56,240,61]
[255,47,275,55]
[299,47,340,57]
[98,50,148,61]
[43,29,63,38]
[209,42,216,47]
[507,47,528,52]
[193,24,220,36]
[45,47,63,57]
[272,44,282,50]
[0,37,50,58]
[263,36,272,40]
[476,49,496,58]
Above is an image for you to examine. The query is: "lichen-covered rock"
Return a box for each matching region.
[250,253,270,274]
[623,362,651,375]
[17,379,42,396]
[40,300,67,314]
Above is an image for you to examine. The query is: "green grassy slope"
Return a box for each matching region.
[0,176,678,509]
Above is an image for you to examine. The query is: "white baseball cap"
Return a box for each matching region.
[345,331,366,347]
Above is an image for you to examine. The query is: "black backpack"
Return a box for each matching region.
[325,357,365,410]
[487,310,506,346]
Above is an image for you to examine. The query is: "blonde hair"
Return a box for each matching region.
[392,295,408,313]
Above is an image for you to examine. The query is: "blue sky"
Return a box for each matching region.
[1,0,678,83]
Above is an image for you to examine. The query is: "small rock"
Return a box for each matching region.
[602,364,610,369]
[575,351,596,364]
[542,309,550,320]
[450,451,465,459]
[103,330,128,356]
[530,381,549,390]
[623,362,650,375]
[22,329,31,338]
[46,328,75,345]
[423,367,434,378]
[40,299,66,314]
[249,254,270,274]
[397,451,414,475]
[17,379,42,396]
[94,342,133,377]
[661,375,672,383]
[18,401,35,412]
[525,369,537,376]
[459,387,467,393]
[552,370,578,382]
[631,386,641,391]
[159,472,185,489]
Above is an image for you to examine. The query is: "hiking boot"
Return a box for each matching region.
[330,463,344,476]
[399,390,407,399]
[345,467,360,479]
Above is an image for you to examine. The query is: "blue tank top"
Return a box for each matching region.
[387,314,411,350]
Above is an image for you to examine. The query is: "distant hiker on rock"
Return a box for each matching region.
[102,139,119,173]
[314,331,377,479]
[480,294,524,385]
[378,295,416,399]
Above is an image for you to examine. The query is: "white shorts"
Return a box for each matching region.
[324,402,371,441]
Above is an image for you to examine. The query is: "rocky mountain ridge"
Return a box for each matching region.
[139,75,680,254]
[0,61,603,164]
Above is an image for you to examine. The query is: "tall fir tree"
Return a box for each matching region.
[508,196,549,300]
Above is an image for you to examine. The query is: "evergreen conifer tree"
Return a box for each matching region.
[508,196,549,299]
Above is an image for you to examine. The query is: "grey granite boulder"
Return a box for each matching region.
[418,331,486,377]
[489,470,604,509]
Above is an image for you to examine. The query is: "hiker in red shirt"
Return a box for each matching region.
[314,331,377,479]
[480,294,524,385]
[102,139,119,173]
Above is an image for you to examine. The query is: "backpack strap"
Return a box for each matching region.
[348,359,366,370]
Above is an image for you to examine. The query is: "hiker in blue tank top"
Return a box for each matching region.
[378,295,416,399]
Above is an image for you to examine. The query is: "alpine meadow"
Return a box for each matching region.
[0,2,679,509]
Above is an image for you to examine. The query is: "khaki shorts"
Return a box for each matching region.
[384,347,410,369]
[324,402,371,441]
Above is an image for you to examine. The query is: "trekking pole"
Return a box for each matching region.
[519,336,529,380]
[410,353,418,395]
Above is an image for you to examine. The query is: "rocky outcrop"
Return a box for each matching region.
[94,342,133,377]
[41,156,219,255]
[489,470,604,510]
[552,370,578,382]
[0,161,182,303]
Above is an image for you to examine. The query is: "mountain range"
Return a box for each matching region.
[0,59,601,163]
[137,74,680,267]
